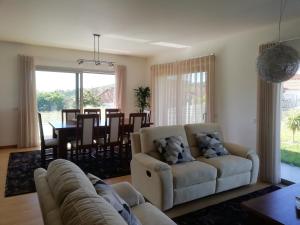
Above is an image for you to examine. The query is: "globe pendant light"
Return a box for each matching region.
[257,0,299,83]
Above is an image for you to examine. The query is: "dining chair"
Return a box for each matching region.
[125,113,147,157]
[102,112,124,160]
[38,112,58,168]
[72,114,99,161]
[105,108,120,116]
[62,109,80,124]
[143,109,151,126]
[129,113,147,132]
[84,108,101,121]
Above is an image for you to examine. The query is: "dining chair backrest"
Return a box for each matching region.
[76,114,99,147]
[38,112,45,148]
[105,108,120,115]
[62,109,80,123]
[143,109,151,124]
[105,112,124,144]
[84,108,101,121]
[129,113,147,133]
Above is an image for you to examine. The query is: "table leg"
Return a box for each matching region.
[57,130,68,159]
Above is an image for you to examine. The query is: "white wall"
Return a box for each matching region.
[0,42,147,146]
[147,18,300,150]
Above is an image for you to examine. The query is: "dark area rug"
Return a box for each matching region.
[5,150,131,197]
[173,185,280,225]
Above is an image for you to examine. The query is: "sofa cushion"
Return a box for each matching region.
[140,125,188,154]
[172,161,217,188]
[46,159,96,205]
[60,188,128,225]
[197,155,252,178]
[87,173,142,225]
[184,123,223,158]
[154,136,195,164]
[195,132,229,158]
[132,202,176,225]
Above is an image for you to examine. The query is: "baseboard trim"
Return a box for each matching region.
[0,145,17,149]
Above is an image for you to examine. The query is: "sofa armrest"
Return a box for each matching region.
[112,182,145,208]
[130,132,142,155]
[224,142,259,184]
[131,153,173,211]
[133,153,171,172]
[224,142,255,158]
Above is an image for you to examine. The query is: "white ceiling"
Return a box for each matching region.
[0,0,300,57]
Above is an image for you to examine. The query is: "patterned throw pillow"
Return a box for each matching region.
[195,132,229,158]
[87,173,141,225]
[154,136,195,165]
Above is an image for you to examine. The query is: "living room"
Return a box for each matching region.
[0,0,300,225]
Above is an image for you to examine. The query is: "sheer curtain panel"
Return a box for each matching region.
[115,65,126,112]
[18,55,39,147]
[257,43,281,184]
[151,55,215,126]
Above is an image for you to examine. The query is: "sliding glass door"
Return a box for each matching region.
[82,73,116,115]
[36,71,77,137]
[281,68,300,183]
[36,70,115,137]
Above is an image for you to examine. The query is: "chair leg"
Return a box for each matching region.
[76,148,79,161]
[53,146,58,159]
[41,148,46,168]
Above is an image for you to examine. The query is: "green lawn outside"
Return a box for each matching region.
[281,115,300,166]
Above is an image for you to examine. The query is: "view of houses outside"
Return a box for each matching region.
[281,70,300,182]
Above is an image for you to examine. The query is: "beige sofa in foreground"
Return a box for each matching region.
[130,123,259,211]
[34,159,176,225]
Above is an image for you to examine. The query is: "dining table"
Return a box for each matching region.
[49,119,152,159]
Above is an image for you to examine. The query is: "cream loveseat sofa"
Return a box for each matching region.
[130,123,259,211]
[34,159,176,225]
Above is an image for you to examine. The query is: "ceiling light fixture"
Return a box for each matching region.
[77,34,115,67]
[257,0,299,83]
[151,42,190,49]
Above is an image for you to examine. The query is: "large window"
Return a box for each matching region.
[151,56,214,126]
[36,70,115,137]
[82,73,115,109]
[154,72,206,126]
[280,67,300,183]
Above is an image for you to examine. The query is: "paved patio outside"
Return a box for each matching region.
[281,162,300,183]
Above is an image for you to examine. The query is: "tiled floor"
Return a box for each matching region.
[281,162,300,183]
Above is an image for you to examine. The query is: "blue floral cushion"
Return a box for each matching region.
[154,136,195,164]
[87,173,141,225]
[195,132,229,158]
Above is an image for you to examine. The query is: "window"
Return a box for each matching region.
[36,70,115,137]
[280,67,300,183]
[155,72,206,125]
[82,73,115,109]
[151,55,214,126]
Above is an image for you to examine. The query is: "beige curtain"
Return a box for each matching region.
[18,55,39,148]
[257,43,281,184]
[115,65,126,112]
[151,55,215,126]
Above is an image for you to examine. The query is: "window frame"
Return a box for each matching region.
[35,65,116,111]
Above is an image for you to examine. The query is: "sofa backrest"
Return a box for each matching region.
[46,159,97,205]
[61,188,128,225]
[35,159,129,225]
[139,125,188,154]
[184,123,223,158]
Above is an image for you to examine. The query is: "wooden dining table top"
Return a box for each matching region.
[49,118,152,130]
